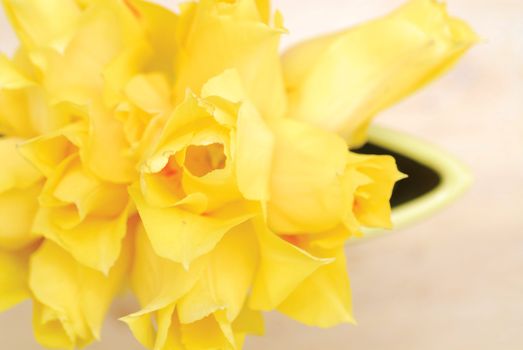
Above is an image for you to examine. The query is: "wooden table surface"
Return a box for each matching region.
[1,0,522,349]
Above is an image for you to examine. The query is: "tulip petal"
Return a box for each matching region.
[131,185,254,268]
[266,118,349,233]
[283,0,478,145]
[177,222,258,323]
[278,248,355,327]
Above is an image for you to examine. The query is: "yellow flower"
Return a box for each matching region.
[0,0,475,349]
[30,237,131,349]
[283,0,478,146]
[131,70,258,268]
[123,224,262,350]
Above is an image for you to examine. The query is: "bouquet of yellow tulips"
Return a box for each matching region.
[0,0,475,349]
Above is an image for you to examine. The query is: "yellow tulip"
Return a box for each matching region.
[0,0,475,348]
[29,238,130,349]
[283,0,478,146]
[173,0,287,119]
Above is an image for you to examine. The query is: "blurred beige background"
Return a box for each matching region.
[1,0,522,349]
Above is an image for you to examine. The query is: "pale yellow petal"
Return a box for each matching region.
[283,0,478,146]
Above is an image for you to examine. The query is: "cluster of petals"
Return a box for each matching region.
[0,0,475,349]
